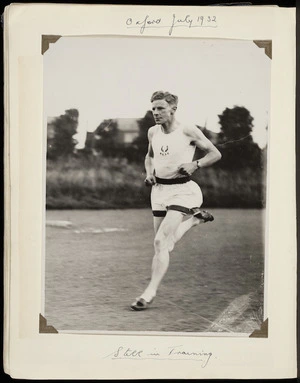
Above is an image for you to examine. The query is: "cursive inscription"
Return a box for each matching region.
[126,14,217,35]
[168,345,212,367]
[104,345,213,368]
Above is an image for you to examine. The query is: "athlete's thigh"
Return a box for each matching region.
[156,210,185,238]
[169,181,203,210]
[153,216,164,234]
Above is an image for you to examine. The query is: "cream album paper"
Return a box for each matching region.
[3,3,296,379]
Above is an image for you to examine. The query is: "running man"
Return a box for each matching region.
[131,91,221,311]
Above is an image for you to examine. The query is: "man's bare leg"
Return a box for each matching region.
[168,210,214,252]
[168,215,200,252]
[151,216,164,274]
[139,210,185,303]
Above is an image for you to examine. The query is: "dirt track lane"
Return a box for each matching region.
[45,208,264,333]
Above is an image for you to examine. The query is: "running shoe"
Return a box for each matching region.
[130,297,153,311]
[192,208,214,222]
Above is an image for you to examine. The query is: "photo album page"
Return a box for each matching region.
[3,3,297,380]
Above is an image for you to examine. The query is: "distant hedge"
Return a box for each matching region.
[46,156,266,209]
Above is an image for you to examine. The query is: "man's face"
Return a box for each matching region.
[151,99,176,124]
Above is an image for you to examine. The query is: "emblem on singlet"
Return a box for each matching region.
[160,145,169,156]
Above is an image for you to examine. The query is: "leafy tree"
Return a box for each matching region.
[218,106,253,141]
[131,110,155,161]
[216,106,263,169]
[47,109,79,160]
[93,119,120,157]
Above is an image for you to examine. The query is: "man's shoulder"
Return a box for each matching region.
[181,123,198,137]
[148,125,159,138]
[181,124,207,143]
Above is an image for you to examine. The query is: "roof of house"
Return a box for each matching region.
[115,118,140,132]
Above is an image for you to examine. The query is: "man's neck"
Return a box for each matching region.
[161,118,177,134]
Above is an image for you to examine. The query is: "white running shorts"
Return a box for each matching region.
[151,180,203,217]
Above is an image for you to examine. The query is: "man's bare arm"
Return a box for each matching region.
[144,127,156,185]
[190,125,222,167]
[179,125,221,176]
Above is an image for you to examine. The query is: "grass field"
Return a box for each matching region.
[44,208,265,334]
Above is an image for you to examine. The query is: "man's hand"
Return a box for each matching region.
[144,175,156,186]
[178,162,198,176]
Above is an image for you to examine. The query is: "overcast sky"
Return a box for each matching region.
[44,36,271,148]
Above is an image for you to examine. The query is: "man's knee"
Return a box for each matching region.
[154,232,168,252]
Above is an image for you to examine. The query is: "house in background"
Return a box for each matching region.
[83,131,97,154]
[82,117,141,155]
[115,118,140,144]
[80,117,219,157]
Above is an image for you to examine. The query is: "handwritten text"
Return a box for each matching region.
[125,14,218,35]
[104,344,213,367]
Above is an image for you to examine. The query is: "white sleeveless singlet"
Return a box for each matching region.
[151,124,196,179]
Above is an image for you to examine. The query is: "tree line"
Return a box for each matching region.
[47,106,267,171]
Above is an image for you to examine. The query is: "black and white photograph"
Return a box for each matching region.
[43,35,270,335]
[3,2,297,379]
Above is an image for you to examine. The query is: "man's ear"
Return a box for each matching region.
[171,106,177,114]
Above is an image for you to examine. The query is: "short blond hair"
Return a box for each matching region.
[151,91,178,106]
